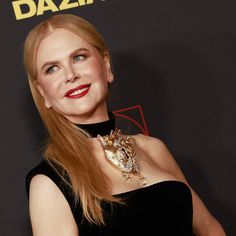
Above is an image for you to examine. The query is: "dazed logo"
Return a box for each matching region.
[12,0,94,20]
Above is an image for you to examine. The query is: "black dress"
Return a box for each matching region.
[25,112,193,236]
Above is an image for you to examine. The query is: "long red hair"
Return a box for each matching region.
[24,13,120,225]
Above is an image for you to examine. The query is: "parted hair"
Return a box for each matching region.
[23,13,120,225]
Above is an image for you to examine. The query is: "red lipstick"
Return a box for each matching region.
[65,84,91,98]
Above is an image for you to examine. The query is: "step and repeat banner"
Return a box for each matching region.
[0,1,235,235]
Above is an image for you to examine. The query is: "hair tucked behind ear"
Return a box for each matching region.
[24,13,119,225]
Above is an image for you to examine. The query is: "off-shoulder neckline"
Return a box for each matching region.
[112,180,189,197]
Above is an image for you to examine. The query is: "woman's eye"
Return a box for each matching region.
[46,66,59,75]
[74,55,86,62]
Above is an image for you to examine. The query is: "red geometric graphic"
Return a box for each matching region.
[113,105,149,135]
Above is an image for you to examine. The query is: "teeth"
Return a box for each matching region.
[70,87,88,96]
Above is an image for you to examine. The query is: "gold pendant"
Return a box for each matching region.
[97,129,147,186]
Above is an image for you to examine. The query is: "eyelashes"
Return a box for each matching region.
[73,54,87,63]
[44,53,88,75]
[45,65,58,75]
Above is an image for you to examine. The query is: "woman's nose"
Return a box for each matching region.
[64,65,80,83]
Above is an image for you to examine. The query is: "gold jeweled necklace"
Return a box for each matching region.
[97,129,147,186]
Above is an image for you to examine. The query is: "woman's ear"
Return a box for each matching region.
[103,53,114,84]
[36,83,52,109]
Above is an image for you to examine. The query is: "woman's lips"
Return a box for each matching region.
[65,84,91,98]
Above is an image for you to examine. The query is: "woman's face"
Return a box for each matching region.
[36,28,113,123]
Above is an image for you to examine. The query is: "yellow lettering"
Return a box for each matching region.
[59,0,79,10]
[78,0,86,6]
[12,0,37,20]
[12,0,95,20]
[37,0,59,16]
[78,0,94,6]
[86,0,93,4]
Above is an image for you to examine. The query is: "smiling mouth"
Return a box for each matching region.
[65,84,91,98]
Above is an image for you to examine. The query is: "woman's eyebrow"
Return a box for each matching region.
[40,47,89,72]
[72,47,89,55]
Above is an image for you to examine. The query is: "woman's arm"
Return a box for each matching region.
[29,174,79,236]
[137,134,226,236]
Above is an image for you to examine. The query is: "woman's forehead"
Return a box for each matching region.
[39,28,92,52]
[36,29,97,67]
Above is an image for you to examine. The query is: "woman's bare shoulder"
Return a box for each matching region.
[29,174,66,201]
[130,133,168,154]
[29,174,78,235]
[131,134,186,179]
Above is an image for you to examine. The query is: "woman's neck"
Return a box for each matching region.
[75,111,116,137]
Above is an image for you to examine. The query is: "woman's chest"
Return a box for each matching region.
[94,138,178,195]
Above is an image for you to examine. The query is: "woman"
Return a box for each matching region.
[24,14,226,235]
